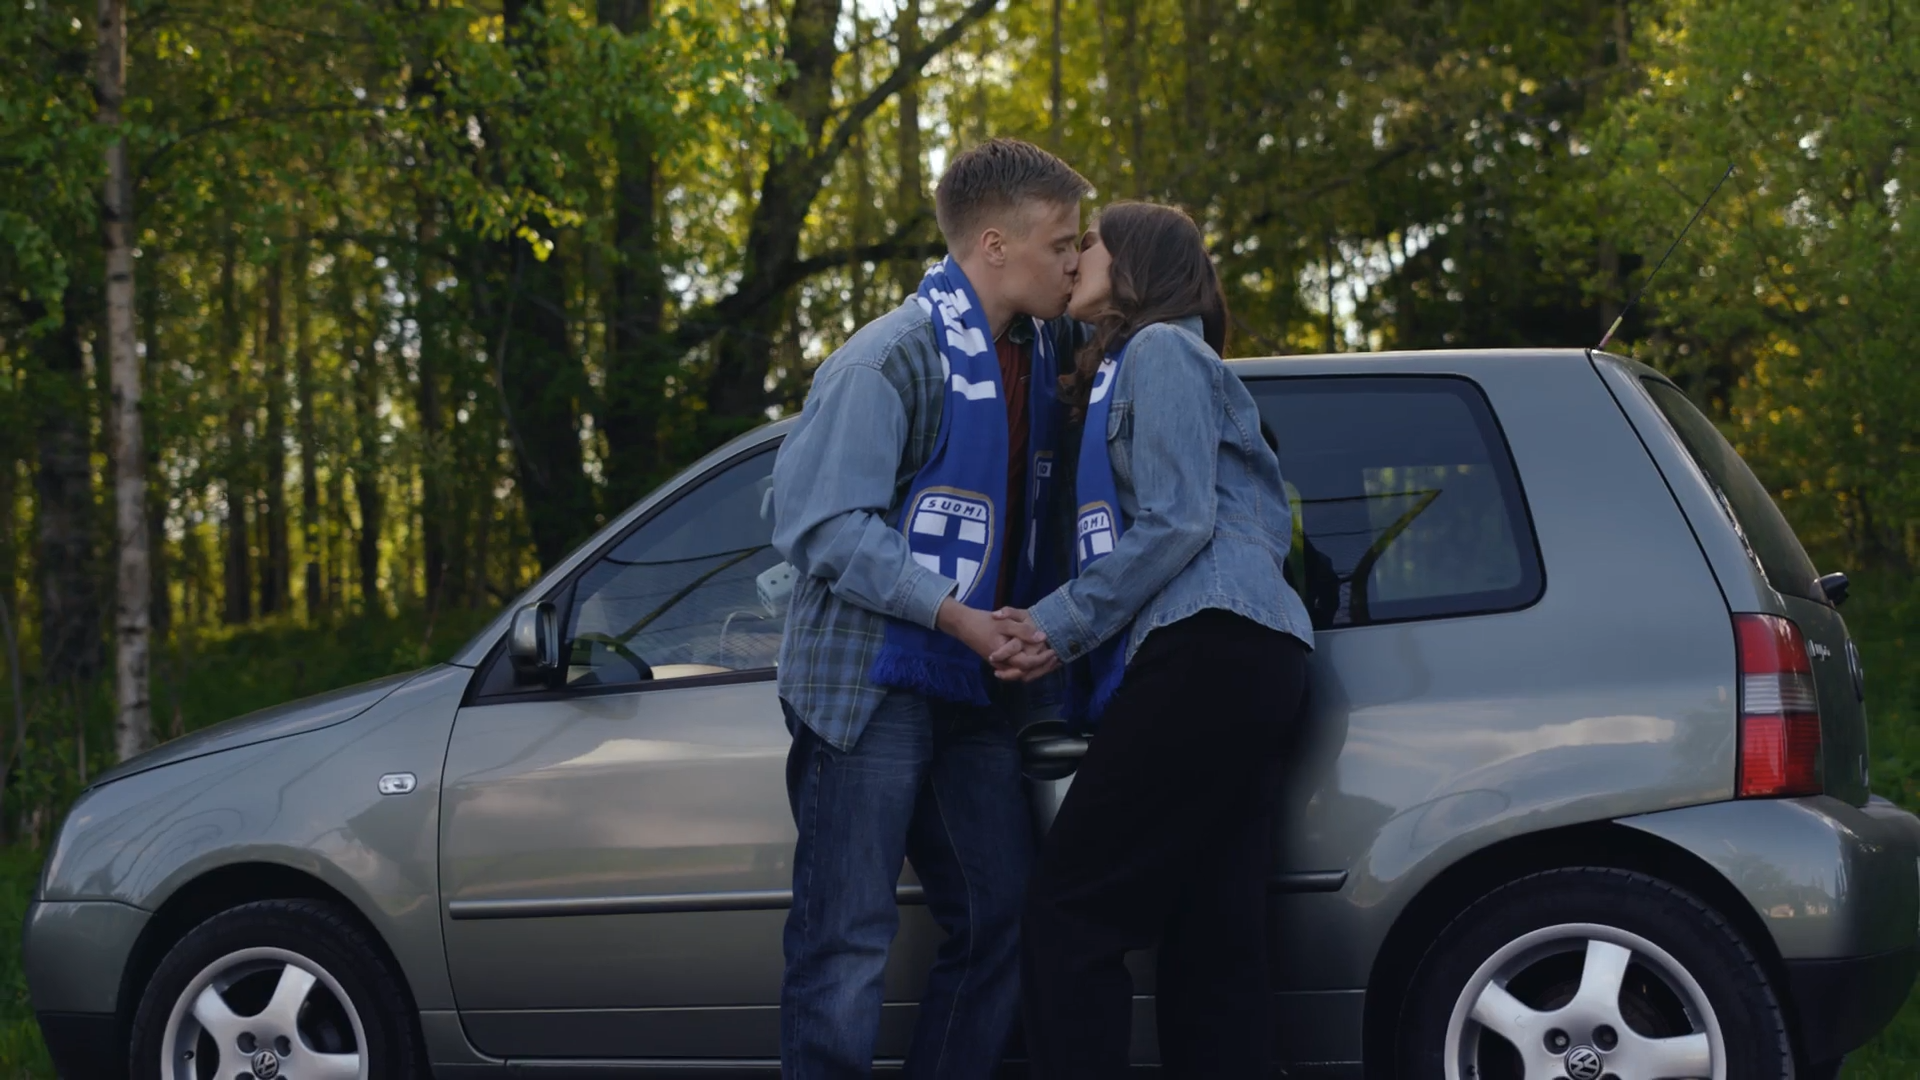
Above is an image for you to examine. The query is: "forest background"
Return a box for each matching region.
[2,0,1917,1073]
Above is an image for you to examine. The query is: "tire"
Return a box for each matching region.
[1399,867,1791,1080]
[128,898,424,1080]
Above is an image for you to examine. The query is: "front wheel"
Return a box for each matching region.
[128,898,423,1080]
[1400,867,1792,1080]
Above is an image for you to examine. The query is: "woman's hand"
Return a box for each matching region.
[989,608,1062,682]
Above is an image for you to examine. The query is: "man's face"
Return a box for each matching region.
[994,200,1083,320]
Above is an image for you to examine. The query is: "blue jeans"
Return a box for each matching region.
[781,690,1033,1079]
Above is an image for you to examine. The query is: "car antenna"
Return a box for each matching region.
[1596,163,1736,352]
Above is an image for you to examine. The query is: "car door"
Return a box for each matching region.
[440,443,944,1061]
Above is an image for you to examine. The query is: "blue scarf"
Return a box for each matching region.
[1065,341,1131,725]
[869,257,1062,705]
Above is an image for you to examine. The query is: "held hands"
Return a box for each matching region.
[934,599,1061,683]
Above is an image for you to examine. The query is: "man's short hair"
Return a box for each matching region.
[934,138,1092,251]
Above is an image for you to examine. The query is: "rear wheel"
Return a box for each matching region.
[1400,867,1791,1080]
[128,899,422,1080]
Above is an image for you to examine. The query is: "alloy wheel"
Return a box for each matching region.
[1443,922,1724,1080]
[157,945,368,1080]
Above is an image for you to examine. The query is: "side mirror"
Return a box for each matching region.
[1818,571,1850,608]
[508,602,561,682]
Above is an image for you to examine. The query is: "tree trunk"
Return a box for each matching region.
[412,199,447,609]
[260,248,291,617]
[1050,0,1064,149]
[219,235,252,625]
[1122,0,1146,196]
[668,0,995,441]
[138,254,170,639]
[703,0,844,441]
[350,276,384,611]
[894,0,926,297]
[294,231,323,619]
[96,0,150,761]
[601,0,666,512]
[33,285,105,686]
[479,0,595,570]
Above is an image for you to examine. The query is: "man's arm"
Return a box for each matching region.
[771,362,957,629]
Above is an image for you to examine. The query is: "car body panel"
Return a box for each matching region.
[1248,351,1737,998]
[37,664,471,1011]
[1590,351,1872,805]
[84,669,417,790]
[1587,351,1772,614]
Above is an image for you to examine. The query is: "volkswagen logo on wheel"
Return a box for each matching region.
[1564,1045,1604,1080]
[251,1048,282,1080]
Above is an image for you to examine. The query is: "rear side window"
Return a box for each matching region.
[1249,376,1543,630]
[1640,378,1822,602]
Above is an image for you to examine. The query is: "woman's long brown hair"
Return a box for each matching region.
[1061,201,1228,418]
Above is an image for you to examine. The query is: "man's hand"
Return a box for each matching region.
[989,607,1061,682]
[937,598,1024,663]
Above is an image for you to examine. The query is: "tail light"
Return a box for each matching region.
[1735,614,1822,798]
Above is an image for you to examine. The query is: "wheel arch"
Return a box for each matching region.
[116,862,425,1049]
[1359,818,1792,1079]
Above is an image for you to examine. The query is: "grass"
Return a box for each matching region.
[1836,575,1920,1079]
[0,585,1913,1076]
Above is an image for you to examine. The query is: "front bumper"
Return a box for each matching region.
[35,1011,121,1080]
[23,899,150,1079]
[22,900,151,1014]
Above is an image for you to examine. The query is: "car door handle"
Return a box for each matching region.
[1019,720,1089,781]
[1024,737,1089,762]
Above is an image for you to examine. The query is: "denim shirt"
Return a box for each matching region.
[1027,317,1315,668]
[772,297,1077,750]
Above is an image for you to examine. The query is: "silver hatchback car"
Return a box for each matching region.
[26,349,1920,1080]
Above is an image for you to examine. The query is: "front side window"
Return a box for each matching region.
[563,448,789,688]
[1250,376,1542,629]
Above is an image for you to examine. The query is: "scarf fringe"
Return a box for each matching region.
[870,645,991,707]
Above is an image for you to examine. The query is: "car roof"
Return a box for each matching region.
[1225,347,1597,378]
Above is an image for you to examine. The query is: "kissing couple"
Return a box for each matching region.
[770,137,1315,1079]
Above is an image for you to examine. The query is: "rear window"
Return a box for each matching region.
[1640,378,1822,602]
[1250,376,1543,630]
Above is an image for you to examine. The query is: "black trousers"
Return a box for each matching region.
[1021,609,1310,1079]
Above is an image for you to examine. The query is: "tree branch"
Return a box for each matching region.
[816,0,1000,170]
[665,218,943,355]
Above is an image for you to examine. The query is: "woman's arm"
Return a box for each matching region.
[1024,323,1222,663]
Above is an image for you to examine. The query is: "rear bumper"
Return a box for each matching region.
[1623,795,1920,1061]
[35,1011,122,1080]
[1620,795,1920,959]
[1785,944,1920,1062]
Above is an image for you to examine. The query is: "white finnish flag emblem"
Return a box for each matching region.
[909,492,994,601]
[1077,504,1117,566]
[1088,358,1118,405]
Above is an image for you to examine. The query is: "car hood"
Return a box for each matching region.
[88,668,427,789]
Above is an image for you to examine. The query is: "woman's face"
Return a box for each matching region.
[1066,227,1111,322]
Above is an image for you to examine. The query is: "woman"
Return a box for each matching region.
[990,201,1315,1077]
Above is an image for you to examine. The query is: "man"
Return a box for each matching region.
[770,138,1091,1078]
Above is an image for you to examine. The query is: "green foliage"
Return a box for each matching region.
[1568,0,1919,569]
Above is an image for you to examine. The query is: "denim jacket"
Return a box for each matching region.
[1026,317,1315,667]
[772,297,1079,750]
